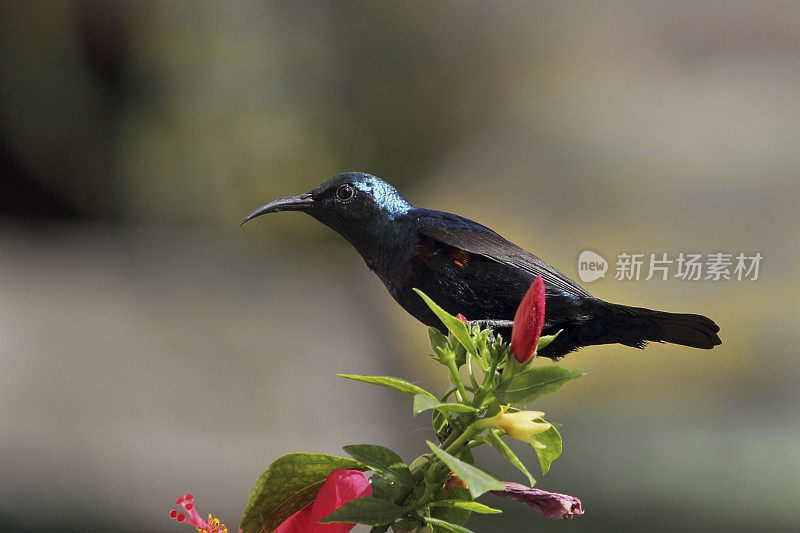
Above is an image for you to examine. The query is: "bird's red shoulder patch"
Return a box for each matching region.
[450,248,470,268]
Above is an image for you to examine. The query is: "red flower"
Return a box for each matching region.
[510,275,546,363]
[455,313,468,324]
[276,469,372,533]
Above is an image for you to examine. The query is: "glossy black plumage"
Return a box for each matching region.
[242,172,721,359]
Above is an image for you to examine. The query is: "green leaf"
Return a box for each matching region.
[455,446,475,465]
[430,500,502,514]
[413,289,478,359]
[409,453,435,483]
[535,330,562,351]
[369,474,404,502]
[495,366,585,404]
[319,496,409,526]
[486,430,536,486]
[428,326,449,350]
[429,486,471,527]
[432,409,450,440]
[343,444,416,488]
[239,453,364,533]
[423,516,476,532]
[337,374,436,399]
[426,441,505,499]
[413,394,480,416]
[452,342,468,368]
[534,423,562,475]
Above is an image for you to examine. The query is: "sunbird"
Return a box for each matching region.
[242,172,721,359]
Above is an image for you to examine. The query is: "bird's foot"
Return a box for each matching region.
[467,319,513,342]
[468,319,514,329]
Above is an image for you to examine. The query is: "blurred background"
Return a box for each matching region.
[1,1,798,531]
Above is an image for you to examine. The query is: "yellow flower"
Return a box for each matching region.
[494,405,551,447]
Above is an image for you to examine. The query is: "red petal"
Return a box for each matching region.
[510,276,546,363]
[275,469,372,533]
[455,313,468,324]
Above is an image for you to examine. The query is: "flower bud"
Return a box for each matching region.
[510,275,546,363]
[491,482,583,520]
[494,405,551,445]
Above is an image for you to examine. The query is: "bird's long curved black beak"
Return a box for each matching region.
[240,193,315,226]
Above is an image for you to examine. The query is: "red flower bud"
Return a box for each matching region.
[455,313,468,324]
[510,275,546,363]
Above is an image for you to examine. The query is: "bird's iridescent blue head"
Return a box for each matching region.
[241,172,413,244]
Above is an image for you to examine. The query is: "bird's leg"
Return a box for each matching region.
[467,319,514,343]
[468,319,514,329]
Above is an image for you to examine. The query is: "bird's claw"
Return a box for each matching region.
[468,319,514,329]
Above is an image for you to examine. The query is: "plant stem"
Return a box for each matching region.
[442,418,493,456]
[439,430,460,450]
[445,359,469,404]
[465,352,479,391]
[472,353,501,409]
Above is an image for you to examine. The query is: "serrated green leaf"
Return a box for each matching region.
[318,496,408,526]
[413,289,478,359]
[486,430,536,486]
[534,423,562,475]
[413,394,479,416]
[430,500,502,514]
[337,374,436,399]
[239,453,364,533]
[427,441,504,499]
[495,366,585,404]
[343,444,416,488]
[423,516,476,532]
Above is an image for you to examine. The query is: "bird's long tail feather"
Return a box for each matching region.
[537,299,721,359]
[598,301,721,350]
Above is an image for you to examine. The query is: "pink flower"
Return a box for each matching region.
[491,482,583,520]
[455,313,468,324]
[169,493,238,533]
[276,469,372,533]
[510,275,546,363]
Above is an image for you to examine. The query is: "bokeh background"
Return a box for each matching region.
[1,1,798,531]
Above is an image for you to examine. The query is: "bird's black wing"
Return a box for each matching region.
[413,209,591,298]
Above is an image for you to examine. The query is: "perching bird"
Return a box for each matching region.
[242,172,721,359]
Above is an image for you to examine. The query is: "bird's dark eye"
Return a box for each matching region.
[336,184,355,201]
